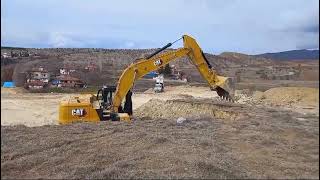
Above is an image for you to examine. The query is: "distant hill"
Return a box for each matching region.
[1,46,27,50]
[255,49,319,60]
[219,52,273,64]
[219,52,251,59]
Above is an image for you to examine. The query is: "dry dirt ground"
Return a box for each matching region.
[1,86,319,179]
[1,86,219,127]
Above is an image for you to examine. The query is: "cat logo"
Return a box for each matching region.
[154,59,163,66]
[71,109,86,117]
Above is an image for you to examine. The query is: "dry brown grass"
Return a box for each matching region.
[1,100,319,179]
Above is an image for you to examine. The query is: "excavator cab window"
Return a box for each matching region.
[97,86,133,115]
[97,86,116,108]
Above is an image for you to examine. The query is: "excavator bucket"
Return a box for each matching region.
[214,76,235,101]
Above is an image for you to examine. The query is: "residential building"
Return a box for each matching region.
[25,67,50,89]
[53,75,85,88]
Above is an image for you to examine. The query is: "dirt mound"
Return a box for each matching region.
[134,98,246,120]
[254,87,319,107]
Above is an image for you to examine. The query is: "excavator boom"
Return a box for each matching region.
[112,35,235,112]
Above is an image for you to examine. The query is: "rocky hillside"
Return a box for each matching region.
[2,47,315,87]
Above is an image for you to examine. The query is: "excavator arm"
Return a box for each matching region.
[112,35,235,112]
[182,35,235,100]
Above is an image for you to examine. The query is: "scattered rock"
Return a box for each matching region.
[176,117,187,124]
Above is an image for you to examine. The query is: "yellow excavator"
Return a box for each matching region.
[59,34,235,124]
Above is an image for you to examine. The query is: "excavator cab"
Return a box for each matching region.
[96,85,133,121]
[96,86,116,109]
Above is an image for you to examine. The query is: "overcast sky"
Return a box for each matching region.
[1,0,319,54]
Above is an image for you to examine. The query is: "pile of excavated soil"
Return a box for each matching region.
[253,87,319,107]
[143,85,219,99]
[134,98,247,120]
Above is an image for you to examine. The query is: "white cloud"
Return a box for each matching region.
[1,0,319,53]
[124,41,135,48]
[48,32,85,48]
